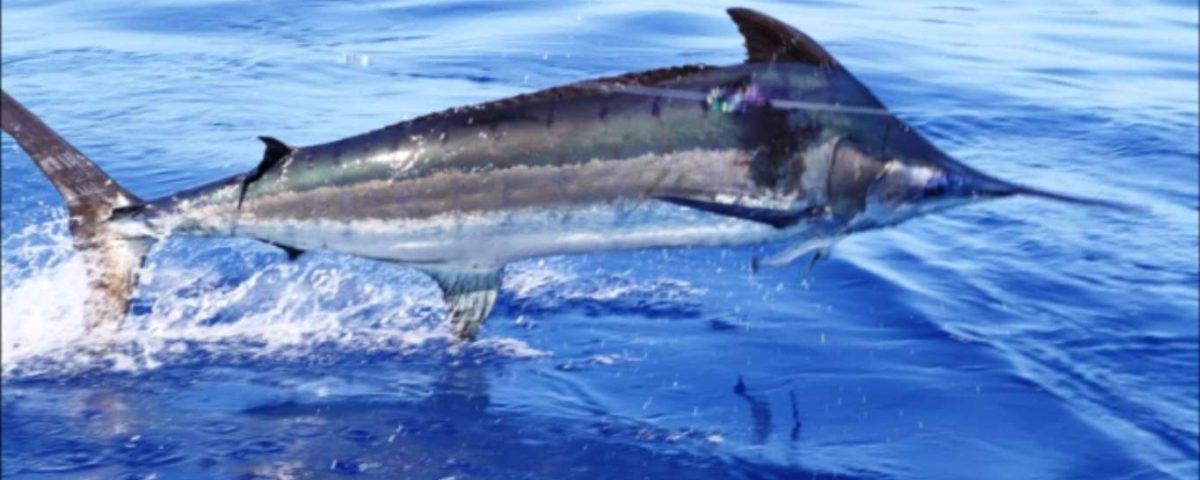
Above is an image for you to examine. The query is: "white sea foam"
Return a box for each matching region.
[1,214,444,377]
[502,259,575,298]
[1,214,702,378]
[2,216,92,371]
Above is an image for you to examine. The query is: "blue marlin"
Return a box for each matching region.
[1,8,1120,340]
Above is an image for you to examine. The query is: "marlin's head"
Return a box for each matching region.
[859,161,1011,227]
[832,128,1126,232]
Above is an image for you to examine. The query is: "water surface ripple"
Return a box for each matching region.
[2,1,1197,479]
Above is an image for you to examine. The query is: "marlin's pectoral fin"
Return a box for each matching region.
[657,196,819,229]
[424,267,503,341]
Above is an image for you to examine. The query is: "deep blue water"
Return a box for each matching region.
[2,1,1197,478]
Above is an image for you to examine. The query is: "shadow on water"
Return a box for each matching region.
[732,375,804,444]
[733,375,773,445]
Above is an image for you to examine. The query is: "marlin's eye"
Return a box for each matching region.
[923,177,948,197]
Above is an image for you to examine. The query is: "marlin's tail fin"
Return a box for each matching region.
[2,89,153,330]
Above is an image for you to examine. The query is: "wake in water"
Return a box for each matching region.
[1,208,710,378]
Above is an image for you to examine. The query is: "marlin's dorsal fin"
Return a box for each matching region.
[726,7,839,67]
[238,136,294,208]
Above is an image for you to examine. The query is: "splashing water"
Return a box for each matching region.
[2,214,91,373]
[0,207,706,378]
[1,209,579,377]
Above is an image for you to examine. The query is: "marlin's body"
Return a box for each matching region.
[144,63,876,266]
[1,8,1119,339]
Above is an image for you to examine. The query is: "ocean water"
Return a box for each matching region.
[1,1,1197,478]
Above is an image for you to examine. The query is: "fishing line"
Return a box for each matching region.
[582,83,894,117]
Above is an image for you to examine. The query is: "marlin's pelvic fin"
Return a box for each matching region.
[802,248,830,278]
[260,241,305,261]
[753,236,841,274]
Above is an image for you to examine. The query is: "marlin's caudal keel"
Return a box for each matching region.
[1,8,1119,340]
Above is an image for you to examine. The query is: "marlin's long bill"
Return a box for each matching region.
[0,7,1121,340]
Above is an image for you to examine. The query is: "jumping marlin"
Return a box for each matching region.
[1,8,1120,340]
